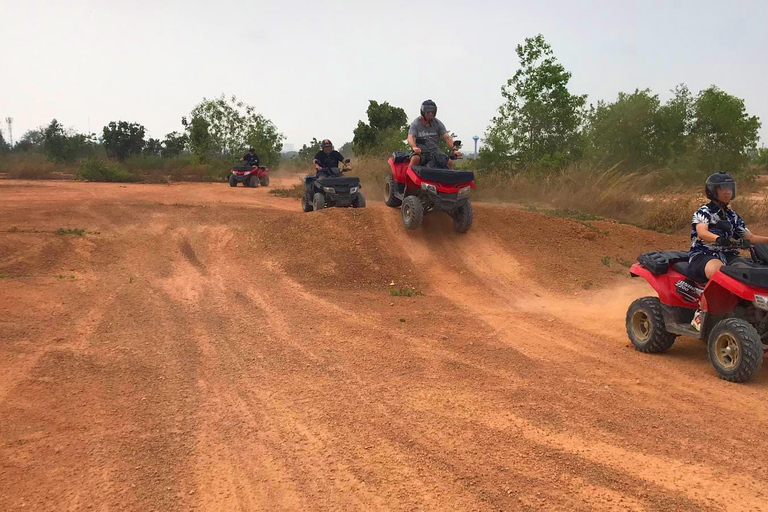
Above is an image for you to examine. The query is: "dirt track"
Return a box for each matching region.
[1,178,768,512]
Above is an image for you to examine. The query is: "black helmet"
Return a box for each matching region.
[321,139,333,150]
[420,99,437,118]
[248,147,255,152]
[705,172,737,202]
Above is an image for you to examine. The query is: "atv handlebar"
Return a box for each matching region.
[716,237,751,249]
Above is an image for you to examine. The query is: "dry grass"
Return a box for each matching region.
[0,154,76,180]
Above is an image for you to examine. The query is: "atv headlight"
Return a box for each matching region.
[350,186,359,194]
[457,185,471,198]
[754,294,768,311]
[323,187,336,193]
[421,182,437,194]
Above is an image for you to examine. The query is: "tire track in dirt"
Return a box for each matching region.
[2,181,768,511]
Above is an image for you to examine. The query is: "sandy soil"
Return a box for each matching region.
[1,179,767,512]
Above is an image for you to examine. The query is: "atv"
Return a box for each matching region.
[301,160,366,212]
[385,139,475,232]
[627,222,768,382]
[229,165,270,187]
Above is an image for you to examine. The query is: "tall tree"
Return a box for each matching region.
[483,34,586,167]
[102,121,146,161]
[352,100,408,156]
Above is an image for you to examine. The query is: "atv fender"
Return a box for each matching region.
[700,272,755,315]
[629,264,695,309]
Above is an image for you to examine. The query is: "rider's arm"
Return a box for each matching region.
[442,132,456,148]
[745,233,768,244]
[696,223,720,244]
[407,133,418,151]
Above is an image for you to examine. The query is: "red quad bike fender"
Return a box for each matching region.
[630,264,696,309]
[630,263,767,314]
[387,158,475,193]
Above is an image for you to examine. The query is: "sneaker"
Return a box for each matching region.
[691,310,704,331]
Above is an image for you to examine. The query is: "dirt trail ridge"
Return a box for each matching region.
[1,179,767,512]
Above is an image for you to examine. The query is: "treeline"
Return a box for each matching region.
[0,95,285,182]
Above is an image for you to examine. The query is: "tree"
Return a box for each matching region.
[144,138,162,156]
[188,94,284,165]
[161,131,188,157]
[102,121,146,161]
[294,137,322,163]
[482,34,586,167]
[584,90,662,168]
[690,86,761,172]
[0,128,8,154]
[352,100,408,156]
[15,128,45,152]
[183,116,213,163]
[42,119,95,162]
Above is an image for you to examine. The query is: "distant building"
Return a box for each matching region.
[282,143,295,153]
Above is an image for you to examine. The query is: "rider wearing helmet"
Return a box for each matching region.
[689,172,768,282]
[242,147,260,167]
[313,139,347,178]
[407,99,461,169]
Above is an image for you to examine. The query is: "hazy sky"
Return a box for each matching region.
[1,0,766,151]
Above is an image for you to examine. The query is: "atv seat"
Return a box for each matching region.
[672,262,707,284]
[411,166,474,185]
[392,151,411,164]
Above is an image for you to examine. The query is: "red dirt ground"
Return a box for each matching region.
[1,179,767,511]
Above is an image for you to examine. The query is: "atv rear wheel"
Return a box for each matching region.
[313,192,325,211]
[301,193,313,212]
[353,193,366,208]
[626,297,676,353]
[401,196,424,230]
[260,175,270,187]
[228,175,237,187]
[384,175,402,207]
[708,318,763,383]
[453,201,474,233]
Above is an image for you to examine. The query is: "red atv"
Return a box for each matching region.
[627,225,768,382]
[229,165,269,188]
[385,139,475,233]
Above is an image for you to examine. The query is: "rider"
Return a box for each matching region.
[407,99,461,169]
[688,172,768,329]
[313,139,347,178]
[242,147,260,167]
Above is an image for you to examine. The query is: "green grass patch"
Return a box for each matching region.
[390,287,424,297]
[616,257,635,268]
[56,228,87,236]
[601,256,611,267]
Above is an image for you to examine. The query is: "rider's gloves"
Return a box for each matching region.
[715,236,733,247]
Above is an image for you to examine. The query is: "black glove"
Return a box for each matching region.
[715,236,733,247]
[736,238,751,249]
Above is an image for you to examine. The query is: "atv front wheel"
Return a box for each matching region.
[708,318,763,383]
[260,175,270,187]
[401,196,424,230]
[384,175,402,207]
[228,175,237,187]
[247,176,259,188]
[453,201,474,233]
[626,297,676,353]
[313,192,325,211]
[353,193,366,208]
[301,193,313,212]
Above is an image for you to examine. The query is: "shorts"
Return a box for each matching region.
[688,252,739,281]
[410,150,434,166]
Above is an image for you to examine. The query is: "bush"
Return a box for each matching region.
[77,159,139,182]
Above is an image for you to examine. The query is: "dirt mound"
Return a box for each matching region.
[3,181,768,512]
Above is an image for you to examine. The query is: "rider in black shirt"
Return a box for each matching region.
[313,140,346,178]
[243,147,260,167]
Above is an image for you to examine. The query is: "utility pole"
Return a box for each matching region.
[5,117,12,146]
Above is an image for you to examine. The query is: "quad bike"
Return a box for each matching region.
[627,221,768,382]
[301,159,366,212]
[229,165,270,187]
[385,139,475,233]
